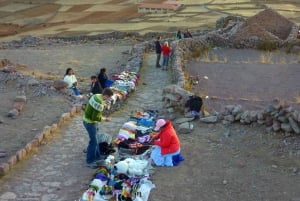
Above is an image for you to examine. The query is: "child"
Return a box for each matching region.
[90,75,103,96]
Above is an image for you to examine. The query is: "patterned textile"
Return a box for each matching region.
[84,94,105,122]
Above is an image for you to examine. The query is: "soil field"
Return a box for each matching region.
[186,48,300,112]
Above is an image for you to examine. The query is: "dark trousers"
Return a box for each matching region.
[156,53,161,67]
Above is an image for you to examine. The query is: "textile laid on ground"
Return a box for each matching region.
[80,158,155,201]
[80,109,158,201]
[114,110,158,159]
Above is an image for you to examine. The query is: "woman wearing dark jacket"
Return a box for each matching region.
[155,36,162,67]
[98,68,109,89]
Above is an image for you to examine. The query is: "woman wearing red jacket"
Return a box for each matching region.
[161,41,172,71]
[150,119,181,166]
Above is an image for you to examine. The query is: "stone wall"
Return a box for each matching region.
[162,24,300,136]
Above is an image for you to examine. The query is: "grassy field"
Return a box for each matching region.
[0,0,299,40]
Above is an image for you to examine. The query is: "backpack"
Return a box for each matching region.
[185,95,203,112]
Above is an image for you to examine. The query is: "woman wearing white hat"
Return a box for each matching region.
[150,119,181,166]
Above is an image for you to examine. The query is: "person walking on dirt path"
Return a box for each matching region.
[161,41,172,70]
[155,36,162,68]
[64,67,80,96]
[82,88,114,168]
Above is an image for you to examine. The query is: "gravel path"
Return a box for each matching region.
[0,53,171,201]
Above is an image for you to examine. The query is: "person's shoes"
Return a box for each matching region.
[156,65,161,68]
[0,152,6,158]
[94,159,106,166]
[86,162,99,169]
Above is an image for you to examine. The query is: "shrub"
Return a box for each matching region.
[256,39,278,51]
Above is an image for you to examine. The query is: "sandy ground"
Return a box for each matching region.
[0,43,133,164]
[185,48,300,112]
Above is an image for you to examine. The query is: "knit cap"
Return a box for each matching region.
[154,119,166,131]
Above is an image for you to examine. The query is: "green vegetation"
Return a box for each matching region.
[256,39,278,51]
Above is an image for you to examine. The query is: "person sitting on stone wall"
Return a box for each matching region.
[63,67,81,96]
[184,95,203,120]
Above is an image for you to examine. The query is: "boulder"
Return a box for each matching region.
[200,116,218,123]
[53,79,67,90]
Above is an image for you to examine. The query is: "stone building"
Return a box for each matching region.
[137,0,182,14]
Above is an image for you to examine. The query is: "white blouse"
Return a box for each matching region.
[63,75,77,88]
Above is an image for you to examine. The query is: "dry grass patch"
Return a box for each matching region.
[259,52,273,64]
[295,94,300,104]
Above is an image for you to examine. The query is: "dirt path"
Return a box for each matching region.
[1,52,300,201]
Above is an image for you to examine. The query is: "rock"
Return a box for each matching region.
[7,108,19,118]
[257,119,264,125]
[0,58,12,67]
[53,79,67,90]
[16,149,27,161]
[232,105,242,115]
[240,111,251,124]
[174,117,194,124]
[15,95,26,102]
[200,116,218,123]
[277,115,288,123]
[167,107,174,113]
[0,163,10,176]
[223,129,231,137]
[272,120,281,132]
[292,110,299,122]
[264,115,273,127]
[223,114,235,123]
[163,93,180,102]
[224,105,235,113]
[177,122,194,134]
[281,123,292,133]
[234,112,242,121]
[249,111,258,122]
[2,66,17,73]
[288,117,300,134]
[27,78,39,86]
[0,192,17,200]
[264,104,275,113]
[257,111,264,120]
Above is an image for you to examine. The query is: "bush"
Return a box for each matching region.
[256,39,278,51]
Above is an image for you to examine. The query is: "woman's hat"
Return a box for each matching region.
[154,119,166,131]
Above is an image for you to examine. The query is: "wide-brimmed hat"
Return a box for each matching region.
[154,119,166,131]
